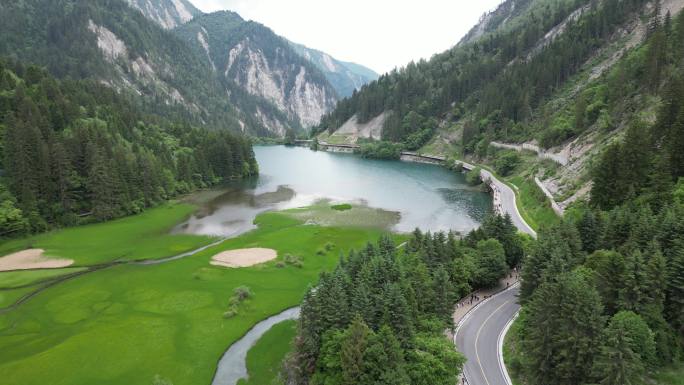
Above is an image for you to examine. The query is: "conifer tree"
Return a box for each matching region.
[592,325,646,385]
[340,316,370,385]
[362,325,409,385]
[522,271,604,385]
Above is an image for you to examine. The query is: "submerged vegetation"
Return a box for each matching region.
[331,204,352,211]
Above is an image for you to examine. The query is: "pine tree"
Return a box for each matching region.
[585,250,629,315]
[382,283,414,347]
[592,143,626,209]
[432,267,453,323]
[592,326,646,385]
[340,316,370,385]
[665,241,684,334]
[577,209,602,253]
[605,311,657,367]
[88,149,119,221]
[362,325,409,385]
[522,271,604,385]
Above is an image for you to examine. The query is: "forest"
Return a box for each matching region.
[282,215,525,385]
[0,58,257,235]
[315,0,658,150]
[513,175,684,385]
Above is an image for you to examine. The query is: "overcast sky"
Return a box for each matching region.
[188,0,503,74]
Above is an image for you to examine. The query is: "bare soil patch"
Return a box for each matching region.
[0,249,74,272]
[210,248,277,268]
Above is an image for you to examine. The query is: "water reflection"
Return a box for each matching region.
[173,146,493,237]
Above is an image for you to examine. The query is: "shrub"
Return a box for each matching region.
[494,151,520,176]
[331,204,352,211]
[466,167,482,186]
[316,249,326,256]
[284,254,303,268]
[233,286,253,301]
[325,242,335,251]
[223,308,238,319]
[357,141,403,160]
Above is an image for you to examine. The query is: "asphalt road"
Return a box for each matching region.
[457,160,537,238]
[479,168,537,238]
[455,285,521,385]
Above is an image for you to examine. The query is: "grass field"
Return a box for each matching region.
[0,286,36,308]
[0,208,399,385]
[502,317,524,385]
[0,202,212,266]
[507,176,560,231]
[0,268,86,289]
[238,320,297,385]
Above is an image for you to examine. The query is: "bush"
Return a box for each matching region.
[466,167,482,186]
[223,308,238,319]
[494,151,520,176]
[233,286,253,301]
[284,254,303,268]
[357,141,403,159]
[325,242,335,251]
[316,249,326,256]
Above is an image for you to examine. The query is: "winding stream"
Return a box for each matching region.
[211,307,301,385]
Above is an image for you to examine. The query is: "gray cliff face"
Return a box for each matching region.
[177,13,339,132]
[126,0,201,29]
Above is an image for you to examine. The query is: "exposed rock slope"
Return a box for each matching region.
[126,0,201,29]
[176,11,338,129]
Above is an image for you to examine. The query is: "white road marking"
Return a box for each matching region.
[474,299,513,385]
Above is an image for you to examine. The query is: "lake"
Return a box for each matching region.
[173,145,492,237]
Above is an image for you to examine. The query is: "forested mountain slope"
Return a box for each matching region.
[0,59,257,235]
[0,0,379,136]
[174,11,338,130]
[316,0,683,204]
[0,0,257,132]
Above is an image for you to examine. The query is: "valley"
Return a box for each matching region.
[0,0,683,385]
[0,147,492,385]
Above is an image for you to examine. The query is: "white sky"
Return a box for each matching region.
[188,0,503,74]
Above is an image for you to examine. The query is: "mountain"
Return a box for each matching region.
[316,0,684,205]
[125,0,201,28]
[174,11,339,130]
[0,0,255,130]
[0,0,321,136]
[289,42,379,97]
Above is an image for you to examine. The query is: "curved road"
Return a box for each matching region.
[480,168,536,238]
[454,161,535,385]
[455,285,520,385]
[457,160,537,238]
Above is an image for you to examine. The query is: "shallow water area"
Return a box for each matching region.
[173,145,493,237]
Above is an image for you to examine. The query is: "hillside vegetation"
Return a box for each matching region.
[316,0,681,205]
[0,59,257,234]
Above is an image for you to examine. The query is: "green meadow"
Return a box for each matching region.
[238,320,297,385]
[0,204,400,385]
[0,203,212,266]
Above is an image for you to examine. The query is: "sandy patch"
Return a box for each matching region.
[0,249,74,272]
[210,248,277,268]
